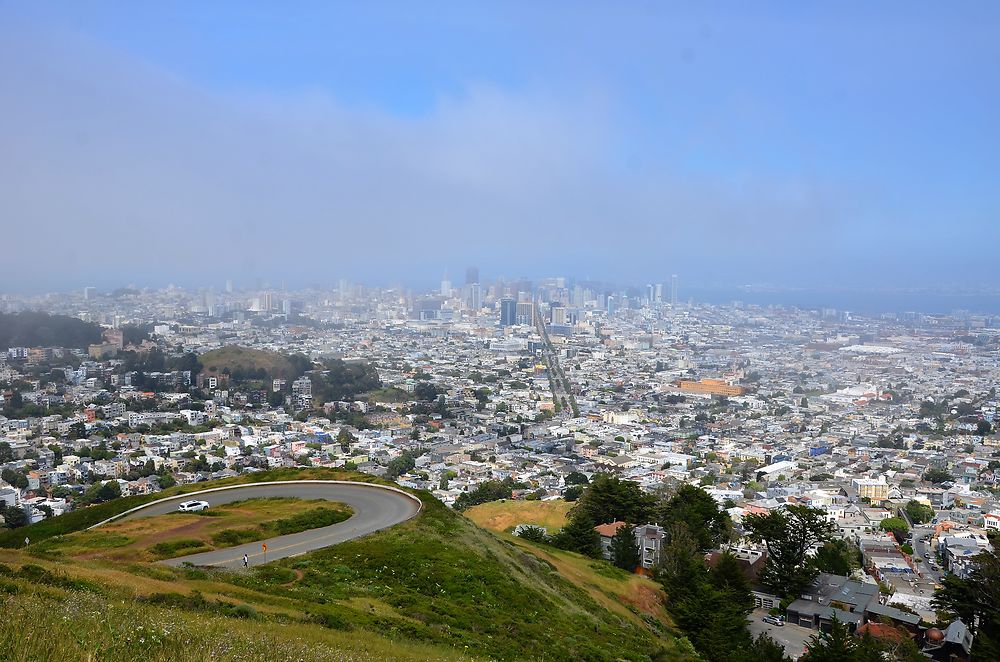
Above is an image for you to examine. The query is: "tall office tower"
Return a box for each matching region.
[465,266,479,285]
[466,282,482,310]
[654,283,663,303]
[262,291,273,312]
[606,295,617,317]
[646,284,654,305]
[225,279,234,293]
[515,301,535,326]
[83,286,96,300]
[551,304,567,326]
[670,274,678,305]
[499,298,517,327]
[441,276,452,297]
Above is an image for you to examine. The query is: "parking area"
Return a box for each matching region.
[748,610,815,660]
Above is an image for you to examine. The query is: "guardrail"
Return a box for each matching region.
[87,479,423,530]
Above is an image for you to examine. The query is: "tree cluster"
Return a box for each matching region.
[932,547,1000,659]
[743,504,837,597]
[904,500,935,524]
[0,312,102,349]
[799,619,923,662]
[310,359,382,404]
[454,477,527,511]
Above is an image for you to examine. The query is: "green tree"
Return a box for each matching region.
[564,471,590,485]
[1,468,28,489]
[0,442,13,463]
[158,473,177,489]
[570,474,657,525]
[553,514,601,557]
[923,467,953,484]
[453,477,526,511]
[609,524,640,571]
[879,517,909,543]
[563,484,584,501]
[813,539,860,576]
[658,527,756,662]
[746,633,792,662]
[385,451,418,480]
[516,525,548,543]
[904,500,935,524]
[337,427,355,454]
[932,548,1000,658]
[661,484,733,550]
[1,505,28,528]
[799,619,861,662]
[743,505,836,597]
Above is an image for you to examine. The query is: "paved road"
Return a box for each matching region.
[912,527,943,582]
[748,610,813,660]
[108,482,421,569]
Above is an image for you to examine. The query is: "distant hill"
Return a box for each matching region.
[0,469,696,661]
[0,311,103,350]
[199,345,310,381]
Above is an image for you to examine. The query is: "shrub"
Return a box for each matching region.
[149,539,210,558]
[212,528,261,547]
[516,526,549,543]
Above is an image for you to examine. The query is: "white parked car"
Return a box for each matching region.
[763,615,784,627]
[177,500,210,512]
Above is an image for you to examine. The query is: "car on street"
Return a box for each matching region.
[763,615,785,626]
[178,500,210,512]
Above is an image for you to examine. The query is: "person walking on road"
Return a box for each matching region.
[243,553,249,569]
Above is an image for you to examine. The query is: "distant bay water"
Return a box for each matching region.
[686,287,1000,316]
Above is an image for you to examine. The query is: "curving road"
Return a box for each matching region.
[100,481,421,569]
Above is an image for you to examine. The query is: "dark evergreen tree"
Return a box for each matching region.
[609,524,640,571]
[553,514,601,558]
[743,505,836,597]
[660,483,733,550]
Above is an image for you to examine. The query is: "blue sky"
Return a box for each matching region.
[1,2,998,292]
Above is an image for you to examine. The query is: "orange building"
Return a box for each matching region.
[675,378,744,397]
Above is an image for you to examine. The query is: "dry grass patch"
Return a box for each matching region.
[464,499,572,533]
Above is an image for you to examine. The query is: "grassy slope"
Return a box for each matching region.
[0,467,381,548]
[32,498,352,562]
[199,345,297,379]
[465,499,573,534]
[1,470,697,661]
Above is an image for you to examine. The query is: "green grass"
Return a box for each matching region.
[212,505,352,548]
[0,581,466,662]
[149,539,211,559]
[1,471,695,661]
[219,495,694,661]
[0,468,381,548]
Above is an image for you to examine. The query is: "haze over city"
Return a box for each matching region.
[3,2,999,296]
[7,4,1000,661]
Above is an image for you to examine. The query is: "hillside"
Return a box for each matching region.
[198,345,309,381]
[465,499,572,534]
[0,311,103,350]
[1,469,697,661]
